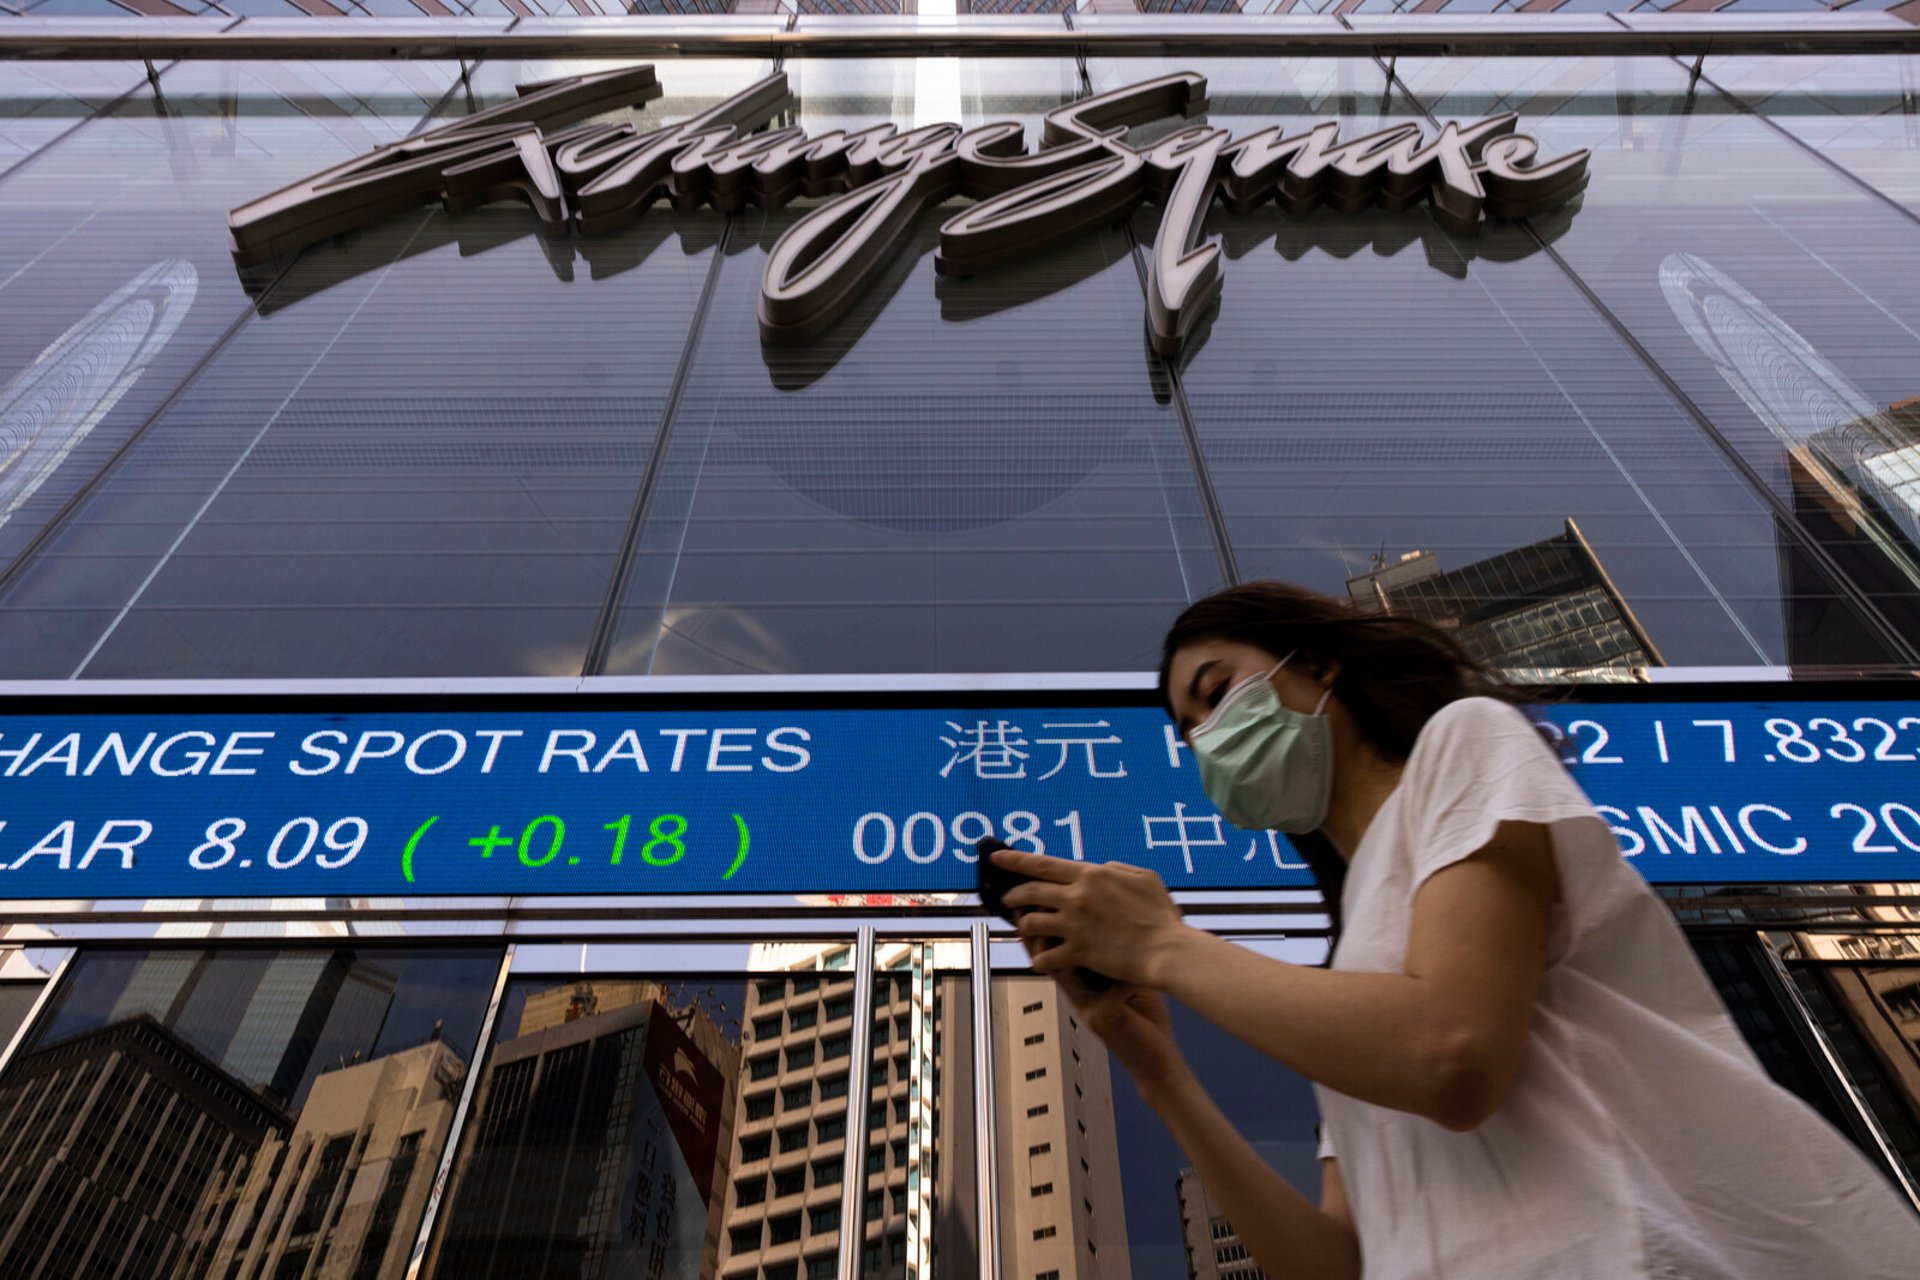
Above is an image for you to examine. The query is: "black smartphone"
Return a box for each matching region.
[975,837,1112,992]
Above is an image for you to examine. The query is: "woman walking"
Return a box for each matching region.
[994,581,1920,1279]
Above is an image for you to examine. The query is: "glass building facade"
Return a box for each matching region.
[2,8,1920,1279]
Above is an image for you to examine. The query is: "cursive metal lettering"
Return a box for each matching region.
[229,66,1589,357]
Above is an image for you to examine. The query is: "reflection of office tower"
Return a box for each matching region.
[1346,519,1661,678]
[1176,1168,1265,1280]
[431,981,739,1280]
[302,959,399,1085]
[198,1036,466,1280]
[722,940,977,1279]
[1776,931,1920,1177]
[993,977,1132,1280]
[105,951,396,1107]
[720,943,871,1279]
[516,979,667,1036]
[0,1017,285,1279]
[1663,252,1920,659]
[108,950,202,1024]
[1781,401,1920,662]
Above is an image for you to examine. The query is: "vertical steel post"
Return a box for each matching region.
[837,926,877,1280]
[404,943,517,1280]
[1754,931,1920,1213]
[971,921,1000,1280]
[0,948,74,1078]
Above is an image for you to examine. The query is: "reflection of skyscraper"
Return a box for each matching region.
[1662,251,1920,662]
[717,946,1130,1280]
[1775,930,1920,1181]
[1176,1167,1265,1280]
[1346,519,1661,679]
[993,977,1132,1280]
[106,951,396,1107]
[197,1036,467,1280]
[430,981,739,1280]
[1781,402,1920,663]
[0,1016,285,1279]
[719,941,947,1280]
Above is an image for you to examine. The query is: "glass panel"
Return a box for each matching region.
[0,60,460,674]
[1393,56,1920,667]
[1082,52,1913,673]
[0,59,770,680]
[1702,54,1920,216]
[0,944,504,1279]
[425,974,749,1279]
[0,61,147,178]
[606,57,1221,674]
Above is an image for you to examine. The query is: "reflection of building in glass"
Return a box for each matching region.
[993,977,1132,1280]
[1176,1167,1266,1280]
[719,945,1129,1279]
[721,941,1006,1278]
[196,1035,466,1280]
[1775,931,1920,1179]
[1345,519,1661,679]
[0,1016,284,1279]
[720,942,877,1279]
[1662,251,1920,658]
[106,950,395,1108]
[1782,402,1920,663]
[431,980,739,1280]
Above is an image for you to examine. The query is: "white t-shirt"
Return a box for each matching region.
[1313,696,1920,1280]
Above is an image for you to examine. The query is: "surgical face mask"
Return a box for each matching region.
[1188,653,1335,833]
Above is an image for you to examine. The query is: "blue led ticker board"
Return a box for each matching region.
[1,692,1918,900]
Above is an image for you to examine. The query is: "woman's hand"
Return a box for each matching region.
[995,847,1193,990]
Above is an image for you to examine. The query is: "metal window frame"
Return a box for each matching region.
[1,13,1918,60]
[0,947,73,1080]
[1752,927,1920,1215]
[970,918,1001,1280]
[836,924,876,1280]
[404,944,516,1280]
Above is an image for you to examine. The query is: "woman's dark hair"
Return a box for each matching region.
[1157,580,1523,936]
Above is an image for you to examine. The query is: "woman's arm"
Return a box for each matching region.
[1000,818,1559,1130]
[1145,1064,1361,1280]
[1052,977,1360,1280]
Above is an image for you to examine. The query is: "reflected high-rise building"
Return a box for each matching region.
[1781,399,1920,665]
[1346,519,1661,679]
[1773,929,1920,1181]
[716,946,1130,1280]
[194,1035,466,1280]
[1662,252,1920,662]
[992,977,1132,1280]
[104,950,396,1107]
[719,941,897,1279]
[1176,1167,1266,1280]
[430,979,740,1280]
[0,1016,286,1279]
